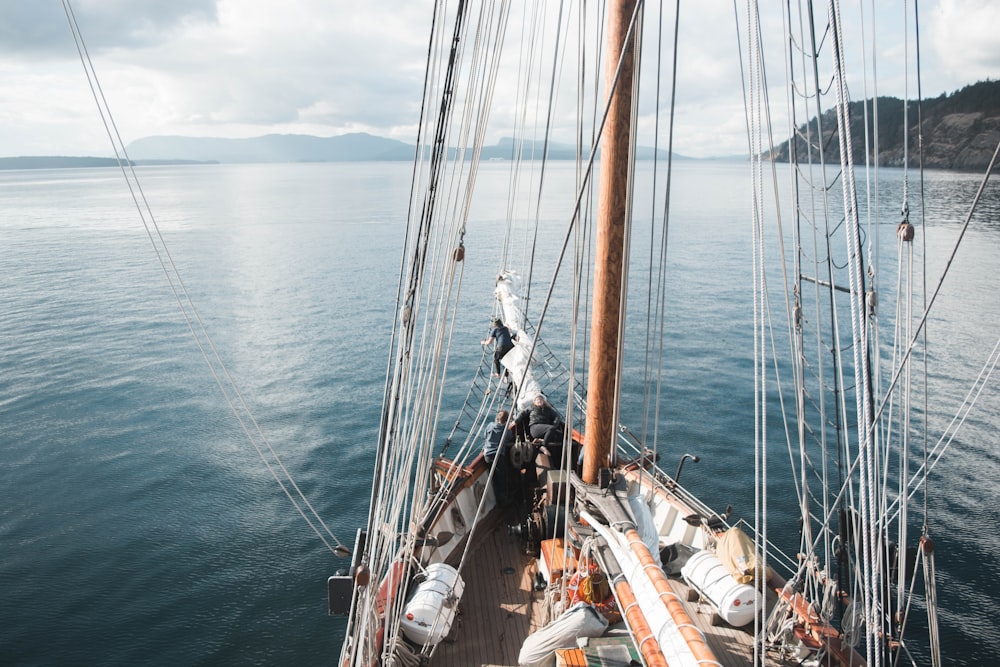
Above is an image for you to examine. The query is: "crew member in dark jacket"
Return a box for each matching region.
[483,409,515,505]
[513,394,563,449]
[481,318,516,378]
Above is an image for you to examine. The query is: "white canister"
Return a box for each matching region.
[681,550,761,627]
[399,563,466,645]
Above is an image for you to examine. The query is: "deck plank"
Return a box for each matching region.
[665,575,807,667]
[433,523,538,666]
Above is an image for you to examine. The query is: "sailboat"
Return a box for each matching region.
[330,0,1000,666]
[6,0,994,662]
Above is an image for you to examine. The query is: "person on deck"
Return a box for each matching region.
[483,409,515,506]
[481,318,516,378]
[512,394,563,451]
[483,409,511,462]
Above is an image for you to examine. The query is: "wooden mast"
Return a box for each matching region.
[582,0,636,485]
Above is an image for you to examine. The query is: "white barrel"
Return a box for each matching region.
[399,563,466,645]
[681,550,761,627]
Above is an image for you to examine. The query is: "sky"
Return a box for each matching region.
[0,0,997,159]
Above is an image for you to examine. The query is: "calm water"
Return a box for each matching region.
[1,161,997,665]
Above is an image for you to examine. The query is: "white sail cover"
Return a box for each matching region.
[494,271,542,410]
[580,510,705,667]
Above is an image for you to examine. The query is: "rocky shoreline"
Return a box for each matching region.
[770,80,1000,172]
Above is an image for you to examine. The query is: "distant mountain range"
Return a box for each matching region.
[0,156,208,170]
[126,132,416,163]
[0,134,688,170]
[4,80,996,171]
[123,133,684,163]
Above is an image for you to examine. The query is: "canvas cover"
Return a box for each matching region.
[715,526,773,584]
[627,493,661,568]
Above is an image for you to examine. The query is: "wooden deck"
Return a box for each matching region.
[428,519,809,666]
[432,520,540,666]
[665,576,768,667]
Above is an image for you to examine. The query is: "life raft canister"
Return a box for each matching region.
[399,563,466,645]
[681,550,761,627]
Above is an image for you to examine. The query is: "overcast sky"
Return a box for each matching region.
[1,0,997,159]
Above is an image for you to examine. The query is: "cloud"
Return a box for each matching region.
[117,1,428,134]
[0,0,432,155]
[0,0,218,57]
[930,0,1000,89]
[0,1,996,158]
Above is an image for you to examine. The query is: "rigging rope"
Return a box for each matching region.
[60,0,346,557]
[640,0,680,494]
[828,1,883,660]
[905,19,941,663]
[746,2,768,663]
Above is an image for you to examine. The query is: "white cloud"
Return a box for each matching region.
[930,0,1000,89]
[0,0,996,158]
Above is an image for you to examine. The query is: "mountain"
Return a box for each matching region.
[0,156,214,170]
[0,133,679,169]
[769,79,1000,171]
[4,80,998,170]
[0,124,689,168]
[124,132,414,163]
[123,132,676,163]
[480,137,676,161]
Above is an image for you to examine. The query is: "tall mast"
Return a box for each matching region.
[582,0,636,485]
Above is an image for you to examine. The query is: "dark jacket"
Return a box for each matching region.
[515,403,560,430]
[489,325,515,351]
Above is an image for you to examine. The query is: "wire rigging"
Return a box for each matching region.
[60,0,346,557]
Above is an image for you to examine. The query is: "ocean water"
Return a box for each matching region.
[1,161,997,665]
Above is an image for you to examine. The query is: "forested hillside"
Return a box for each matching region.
[770,80,1000,171]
